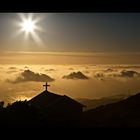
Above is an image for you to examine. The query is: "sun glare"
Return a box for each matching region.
[21,19,35,33]
[16,13,44,46]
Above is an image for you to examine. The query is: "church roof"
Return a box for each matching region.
[29,90,85,109]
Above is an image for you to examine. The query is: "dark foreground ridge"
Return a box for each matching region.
[1,86,140,127]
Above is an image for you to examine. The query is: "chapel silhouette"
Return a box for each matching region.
[28,82,86,126]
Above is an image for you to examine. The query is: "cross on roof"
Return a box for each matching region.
[43,82,50,91]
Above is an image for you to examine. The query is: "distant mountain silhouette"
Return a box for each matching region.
[62,71,88,79]
[77,94,130,111]
[7,70,55,83]
[82,92,140,127]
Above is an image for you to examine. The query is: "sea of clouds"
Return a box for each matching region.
[1,64,140,104]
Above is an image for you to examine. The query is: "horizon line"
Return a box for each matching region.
[2,51,140,56]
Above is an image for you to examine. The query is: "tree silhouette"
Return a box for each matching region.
[0,101,4,109]
[2,100,40,127]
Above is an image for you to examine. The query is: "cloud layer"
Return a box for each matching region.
[7,69,55,83]
[45,69,56,72]
[6,70,17,74]
[94,69,140,79]
[113,70,140,78]
[62,71,88,80]
[9,67,17,70]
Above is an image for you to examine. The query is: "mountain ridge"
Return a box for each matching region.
[82,92,140,127]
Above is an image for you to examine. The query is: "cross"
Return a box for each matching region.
[43,82,50,91]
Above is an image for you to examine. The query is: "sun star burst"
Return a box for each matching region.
[16,13,44,46]
[21,19,35,33]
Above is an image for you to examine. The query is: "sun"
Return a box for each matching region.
[15,13,44,46]
[21,19,35,33]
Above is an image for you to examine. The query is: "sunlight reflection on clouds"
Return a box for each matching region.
[0,64,140,104]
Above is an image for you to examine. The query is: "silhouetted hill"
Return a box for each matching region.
[76,94,130,111]
[62,71,88,79]
[0,100,40,127]
[82,92,140,127]
[1,91,140,127]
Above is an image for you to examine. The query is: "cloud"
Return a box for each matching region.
[68,68,74,70]
[108,70,140,78]
[45,69,56,72]
[94,72,106,81]
[118,70,139,78]
[83,70,90,74]
[9,67,17,70]
[103,68,116,73]
[85,66,89,69]
[62,71,89,80]
[110,65,140,69]
[7,69,55,83]
[94,69,140,80]
[24,66,29,69]
[94,72,104,78]
[6,70,17,74]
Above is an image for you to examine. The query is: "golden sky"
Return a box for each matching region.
[0,52,140,64]
[0,13,140,104]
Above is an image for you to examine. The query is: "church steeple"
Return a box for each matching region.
[43,82,50,91]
